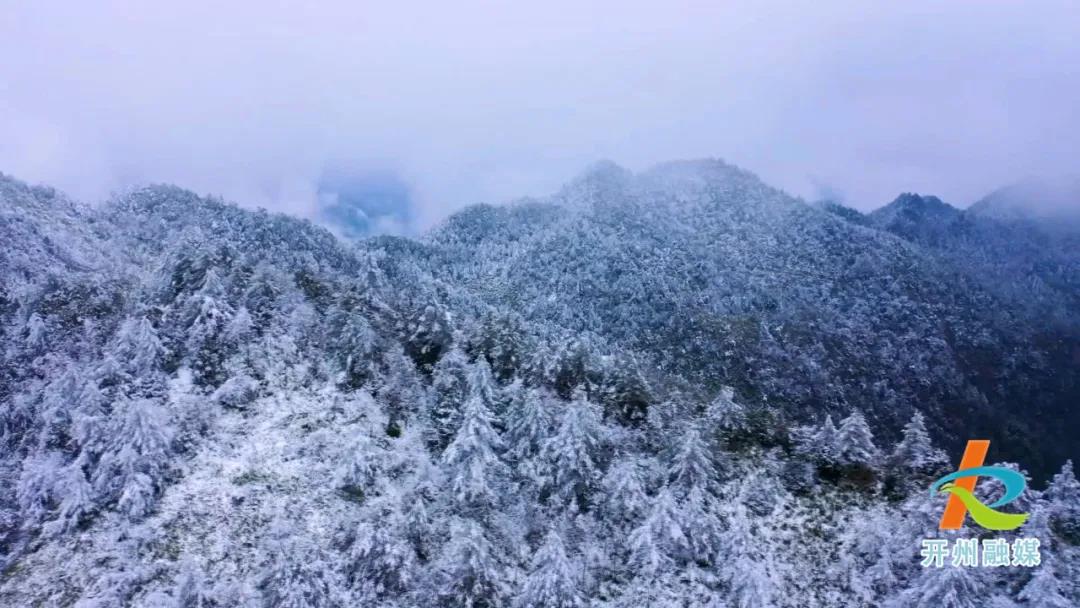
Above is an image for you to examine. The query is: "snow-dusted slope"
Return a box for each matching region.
[1,165,1079,607]
[420,160,1080,475]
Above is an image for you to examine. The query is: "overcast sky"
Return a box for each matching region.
[2,1,1078,229]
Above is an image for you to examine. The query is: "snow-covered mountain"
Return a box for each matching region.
[1,163,1078,607]
[410,161,1080,475]
[969,176,1080,223]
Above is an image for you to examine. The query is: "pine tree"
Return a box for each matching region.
[338,432,386,499]
[404,303,453,372]
[224,305,253,346]
[469,358,498,412]
[35,365,79,452]
[720,486,780,608]
[16,451,63,526]
[1047,460,1080,505]
[627,488,683,576]
[836,411,880,466]
[600,458,650,529]
[517,529,583,608]
[24,312,47,354]
[541,390,602,510]
[890,562,981,608]
[429,343,471,451]
[506,385,553,475]
[258,521,336,608]
[668,427,717,494]
[1017,555,1072,608]
[71,376,109,462]
[333,311,378,389]
[436,518,506,608]
[375,346,426,431]
[793,415,838,465]
[41,463,93,537]
[547,338,594,399]
[172,560,212,608]
[1046,460,1080,532]
[113,316,166,377]
[704,385,746,438]
[471,310,527,382]
[1045,459,1080,547]
[890,411,946,473]
[348,517,417,598]
[91,398,173,519]
[678,485,722,564]
[403,458,440,561]
[441,384,505,510]
[183,268,235,386]
[595,353,652,425]
[242,262,284,333]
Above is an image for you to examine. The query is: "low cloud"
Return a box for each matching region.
[2,1,1078,226]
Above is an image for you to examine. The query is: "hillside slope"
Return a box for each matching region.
[1,167,1078,607]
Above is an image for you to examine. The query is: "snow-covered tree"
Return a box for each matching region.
[600,457,650,529]
[430,343,471,451]
[835,410,881,466]
[224,305,254,346]
[181,267,236,386]
[435,518,507,608]
[348,517,418,599]
[705,385,747,439]
[680,485,722,563]
[1045,460,1080,541]
[258,522,337,608]
[471,310,528,382]
[91,398,173,519]
[719,485,782,608]
[517,529,583,608]
[628,488,683,576]
[333,311,379,389]
[41,463,94,537]
[506,384,554,477]
[1017,556,1073,608]
[171,560,212,608]
[668,427,717,494]
[24,312,47,354]
[113,316,166,377]
[338,431,387,499]
[890,411,946,473]
[595,353,653,425]
[541,390,603,509]
[404,303,453,372]
[441,383,505,510]
[889,561,982,608]
[794,414,840,464]
[16,451,63,526]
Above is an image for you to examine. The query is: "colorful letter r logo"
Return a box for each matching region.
[931,439,1030,531]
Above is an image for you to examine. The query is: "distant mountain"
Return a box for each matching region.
[317,168,414,238]
[862,190,1080,330]
[867,192,961,243]
[415,160,1080,476]
[970,176,1080,223]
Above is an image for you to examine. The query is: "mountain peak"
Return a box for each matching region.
[869,192,959,238]
[970,176,1080,222]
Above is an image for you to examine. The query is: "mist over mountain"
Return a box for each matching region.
[1,162,1079,607]
[317,168,415,238]
[970,177,1080,223]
